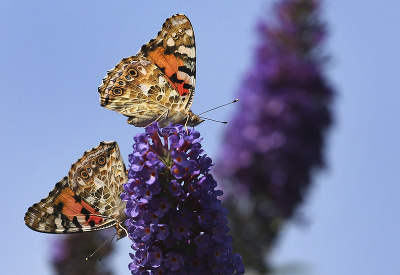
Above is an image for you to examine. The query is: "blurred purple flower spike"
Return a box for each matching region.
[216,0,334,272]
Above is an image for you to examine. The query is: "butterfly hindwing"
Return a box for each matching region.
[68,141,127,222]
[99,56,188,127]
[24,141,127,236]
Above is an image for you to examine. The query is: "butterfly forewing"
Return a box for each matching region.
[138,14,196,110]
[24,141,128,236]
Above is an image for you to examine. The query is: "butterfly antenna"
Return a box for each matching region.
[98,234,117,262]
[86,232,117,261]
[199,117,228,124]
[198,99,238,116]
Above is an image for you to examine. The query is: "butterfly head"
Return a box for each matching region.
[180,110,204,127]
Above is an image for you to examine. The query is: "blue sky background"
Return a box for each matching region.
[1,1,400,274]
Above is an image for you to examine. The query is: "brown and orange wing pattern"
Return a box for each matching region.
[24,177,114,234]
[68,141,127,223]
[24,141,128,237]
[98,14,203,127]
[98,56,188,127]
[137,14,196,110]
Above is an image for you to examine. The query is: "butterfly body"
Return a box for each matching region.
[98,14,204,127]
[24,141,128,239]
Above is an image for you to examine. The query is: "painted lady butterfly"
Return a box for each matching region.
[98,14,204,127]
[24,141,128,239]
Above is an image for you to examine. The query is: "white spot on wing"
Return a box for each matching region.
[167,37,175,47]
[77,216,86,224]
[178,71,190,82]
[94,177,105,189]
[185,29,193,36]
[137,66,147,75]
[54,217,63,229]
[177,45,195,58]
[47,206,54,214]
[158,75,167,85]
[139,84,150,95]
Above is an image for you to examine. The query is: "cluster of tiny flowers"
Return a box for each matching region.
[215,0,333,272]
[121,122,244,274]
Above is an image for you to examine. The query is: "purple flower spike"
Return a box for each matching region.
[215,0,334,272]
[121,122,244,274]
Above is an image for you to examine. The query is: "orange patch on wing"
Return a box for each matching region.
[55,187,103,225]
[148,49,190,97]
[175,80,190,97]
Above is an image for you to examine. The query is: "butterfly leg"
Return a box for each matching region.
[183,115,190,134]
[116,221,129,240]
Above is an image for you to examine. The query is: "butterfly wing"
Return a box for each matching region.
[24,177,115,234]
[137,14,196,111]
[24,141,127,235]
[99,56,188,127]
